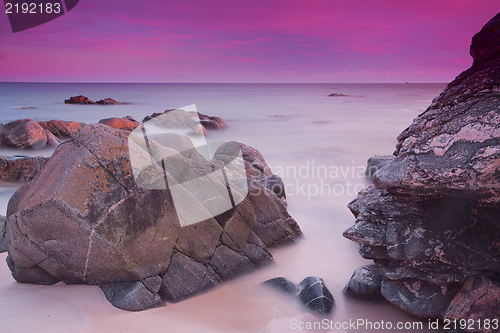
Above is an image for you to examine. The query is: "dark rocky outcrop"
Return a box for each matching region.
[64,95,95,104]
[0,119,60,149]
[95,98,119,105]
[37,119,85,138]
[65,96,124,105]
[444,276,500,333]
[5,123,301,311]
[263,276,334,315]
[0,156,49,182]
[343,12,500,324]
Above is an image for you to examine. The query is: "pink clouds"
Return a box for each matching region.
[0,0,499,82]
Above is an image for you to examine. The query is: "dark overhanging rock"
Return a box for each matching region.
[343,12,500,323]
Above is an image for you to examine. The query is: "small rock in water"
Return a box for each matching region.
[95,98,118,105]
[298,276,335,315]
[263,276,334,315]
[64,95,94,104]
[262,277,298,296]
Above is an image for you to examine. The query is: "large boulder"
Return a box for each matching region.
[5,122,301,311]
[344,12,500,322]
[0,119,60,149]
[0,155,49,182]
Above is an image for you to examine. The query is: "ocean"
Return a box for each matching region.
[0,82,447,332]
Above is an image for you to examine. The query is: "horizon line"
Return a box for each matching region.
[0,81,449,84]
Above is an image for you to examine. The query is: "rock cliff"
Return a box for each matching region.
[344,12,500,331]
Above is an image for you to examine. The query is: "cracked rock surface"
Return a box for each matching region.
[344,12,500,325]
[4,123,302,311]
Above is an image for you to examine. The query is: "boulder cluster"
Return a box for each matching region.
[0,118,83,149]
[64,95,121,105]
[343,12,500,331]
[0,109,228,182]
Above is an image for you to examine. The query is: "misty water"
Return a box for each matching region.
[0,82,448,332]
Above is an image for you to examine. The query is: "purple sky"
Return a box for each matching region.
[1,0,499,83]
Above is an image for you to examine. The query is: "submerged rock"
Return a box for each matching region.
[95,98,119,105]
[262,277,298,296]
[64,95,94,104]
[263,276,334,315]
[344,12,500,321]
[5,120,302,311]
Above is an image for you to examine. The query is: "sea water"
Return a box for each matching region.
[0,83,447,332]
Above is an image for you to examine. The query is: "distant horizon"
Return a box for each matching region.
[0,81,449,84]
